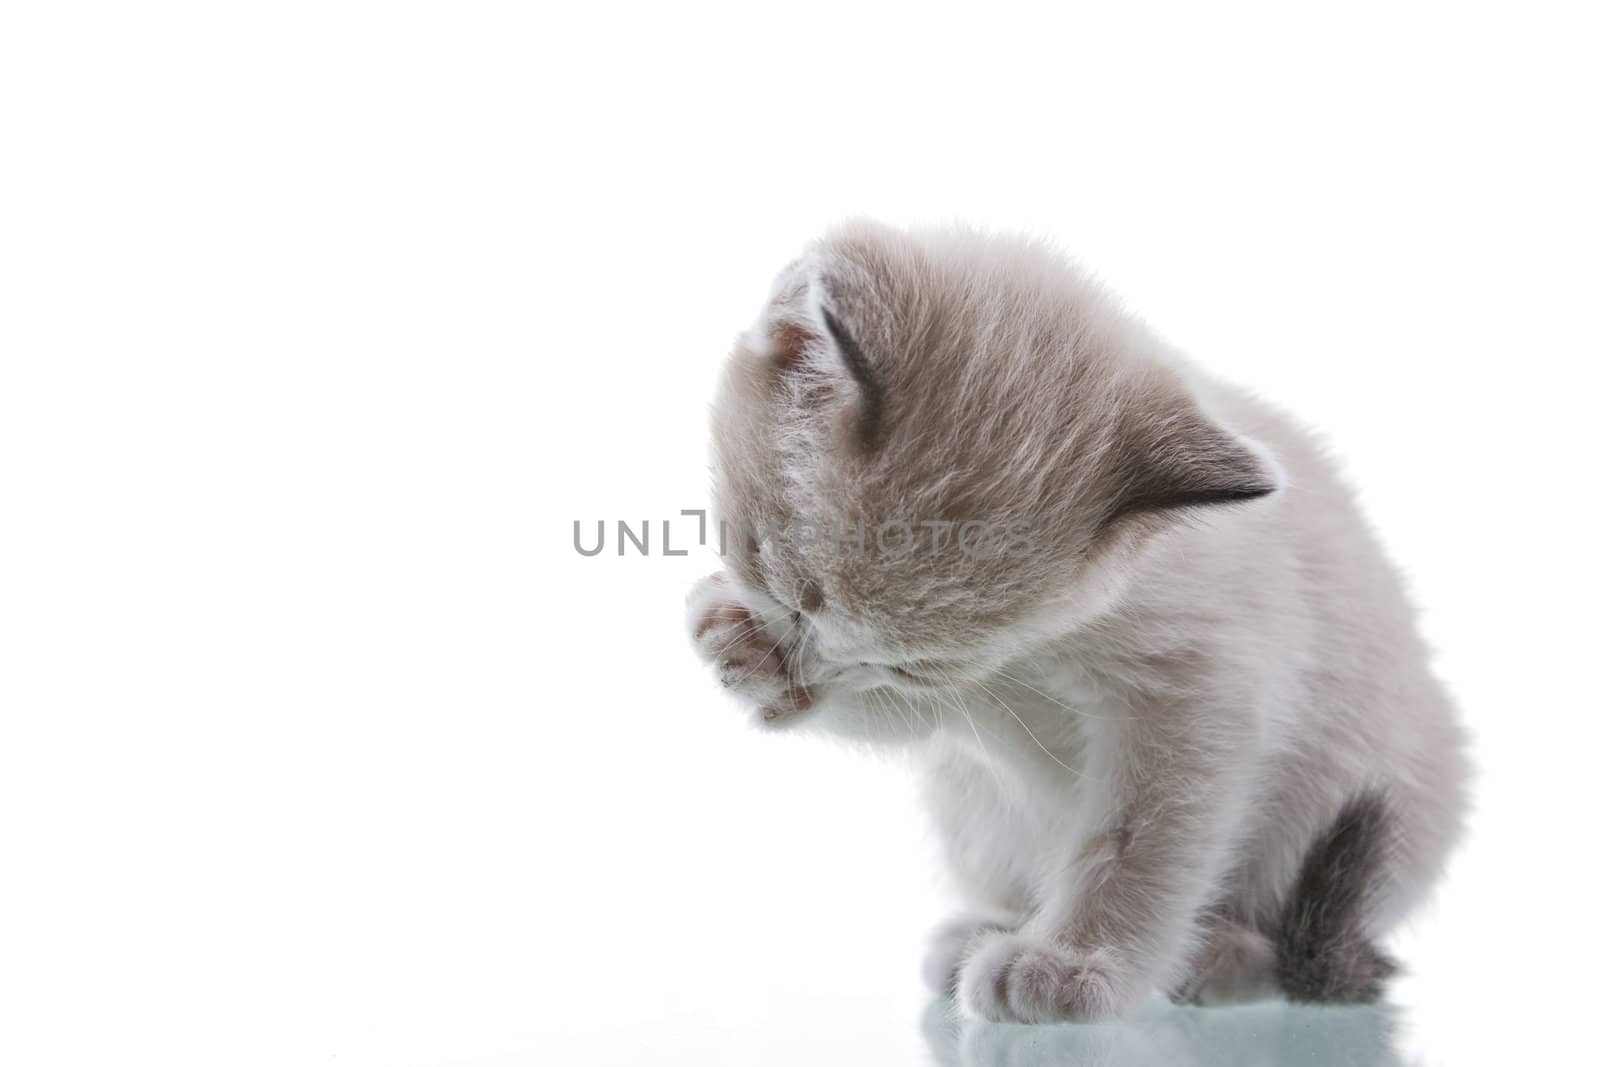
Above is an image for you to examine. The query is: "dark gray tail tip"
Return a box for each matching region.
[1276,790,1399,1004]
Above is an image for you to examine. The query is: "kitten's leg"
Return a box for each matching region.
[1170,920,1278,1006]
[916,740,1035,995]
[958,695,1261,1023]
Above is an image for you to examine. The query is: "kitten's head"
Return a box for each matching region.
[709,221,1279,722]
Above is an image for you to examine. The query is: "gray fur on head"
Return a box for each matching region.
[687,221,1470,1022]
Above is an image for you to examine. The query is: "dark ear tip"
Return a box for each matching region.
[1107,428,1284,525]
[1242,446,1288,499]
[1222,480,1280,504]
[1116,480,1274,519]
[1209,432,1285,504]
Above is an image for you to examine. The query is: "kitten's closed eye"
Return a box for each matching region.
[884,661,950,686]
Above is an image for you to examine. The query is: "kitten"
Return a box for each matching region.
[686,221,1469,1023]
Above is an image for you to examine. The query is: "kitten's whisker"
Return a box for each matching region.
[786,617,818,689]
[702,615,761,641]
[874,688,916,739]
[878,680,930,733]
[908,661,1097,784]
[987,666,1130,722]
[964,672,1097,783]
[724,615,790,686]
[915,671,1005,787]
[729,637,782,686]
[880,685,916,735]
[946,682,995,764]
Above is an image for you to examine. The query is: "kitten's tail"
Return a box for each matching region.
[1274,790,1398,1004]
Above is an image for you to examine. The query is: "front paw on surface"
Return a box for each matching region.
[957,934,1138,1024]
[923,914,1015,995]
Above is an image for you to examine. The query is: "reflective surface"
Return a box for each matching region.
[517,984,1450,1067]
[922,999,1402,1067]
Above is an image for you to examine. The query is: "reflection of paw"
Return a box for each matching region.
[923,914,1015,995]
[958,934,1139,1024]
[686,574,810,720]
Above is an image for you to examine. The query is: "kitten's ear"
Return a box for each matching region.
[1105,397,1283,526]
[817,305,888,452]
[760,263,825,368]
[759,266,889,453]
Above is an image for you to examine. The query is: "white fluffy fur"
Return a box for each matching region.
[687,222,1470,1022]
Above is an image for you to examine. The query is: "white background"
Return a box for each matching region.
[3,3,1597,1065]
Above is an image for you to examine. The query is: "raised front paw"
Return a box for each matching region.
[686,573,811,721]
[957,933,1142,1024]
